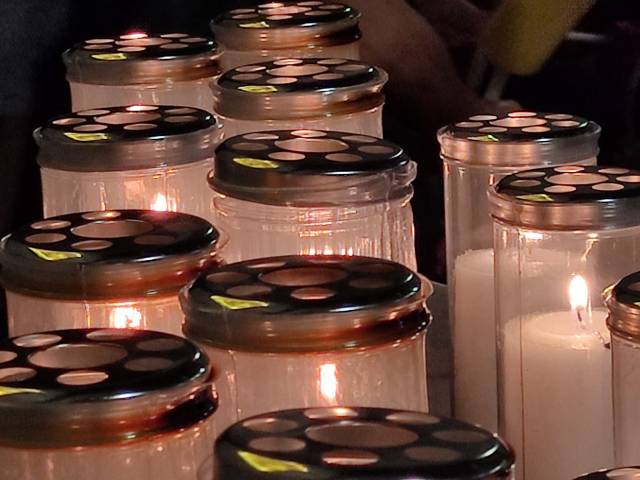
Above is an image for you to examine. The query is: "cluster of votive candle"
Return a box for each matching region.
[0,2,638,480]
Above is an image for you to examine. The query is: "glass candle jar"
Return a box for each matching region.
[211,1,361,71]
[0,210,222,337]
[63,32,221,112]
[489,165,640,480]
[574,468,640,480]
[36,105,221,219]
[439,111,600,431]
[209,130,416,268]
[605,273,640,465]
[213,58,387,139]
[208,407,514,480]
[0,328,217,480]
[181,255,432,431]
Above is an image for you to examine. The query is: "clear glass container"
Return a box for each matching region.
[213,58,387,139]
[209,130,416,269]
[489,165,640,480]
[64,32,221,112]
[207,407,514,480]
[211,1,361,70]
[0,328,217,480]
[0,210,223,337]
[36,105,221,220]
[605,272,640,465]
[181,255,432,432]
[439,111,600,431]
[574,468,640,480]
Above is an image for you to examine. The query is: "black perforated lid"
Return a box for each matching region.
[36,105,219,172]
[212,2,360,51]
[210,130,414,206]
[574,468,640,480]
[213,58,387,120]
[64,32,221,85]
[489,165,640,229]
[0,210,222,300]
[181,255,431,353]
[213,407,514,480]
[438,111,600,166]
[0,328,215,448]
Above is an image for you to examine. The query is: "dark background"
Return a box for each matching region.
[1,0,639,337]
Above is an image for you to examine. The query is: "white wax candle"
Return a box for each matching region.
[503,309,614,480]
[453,248,498,431]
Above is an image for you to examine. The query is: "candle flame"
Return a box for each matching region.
[109,306,142,329]
[320,363,337,403]
[151,193,169,212]
[569,275,589,323]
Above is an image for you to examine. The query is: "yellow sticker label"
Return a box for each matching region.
[239,21,270,29]
[238,451,308,473]
[516,194,555,203]
[233,157,280,169]
[64,132,109,142]
[468,134,500,142]
[0,387,40,397]
[238,85,278,93]
[91,53,127,61]
[211,295,269,310]
[28,248,82,262]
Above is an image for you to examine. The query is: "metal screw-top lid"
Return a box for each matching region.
[0,210,222,300]
[64,32,221,85]
[181,255,431,353]
[212,1,360,52]
[438,111,600,166]
[0,329,215,448]
[213,407,514,480]
[605,272,640,341]
[209,130,415,206]
[574,468,640,480]
[213,58,387,120]
[35,105,220,172]
[489,165,640,230]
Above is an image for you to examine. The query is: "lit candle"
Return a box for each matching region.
[502,275,613,480]
[440,113,601,431]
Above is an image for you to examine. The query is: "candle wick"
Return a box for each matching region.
[576,307,584,324]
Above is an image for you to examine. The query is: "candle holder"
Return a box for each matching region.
[605,273,640,465]
[36,105,221,219]
[489,165,640,480]
[574,468,640,480]
[211,1,361,70]
[439,111,600,431]
[213,58,387,138]
[209,130,416,268]
[209,407,514,480]
[63,32,221,112]
[181,255,431,431]
[0,328,217,480]
[0,210,223,337]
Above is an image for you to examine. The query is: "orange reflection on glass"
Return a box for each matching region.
[320,363,337,403]
[110,305,142,329]
[151,193,177,212]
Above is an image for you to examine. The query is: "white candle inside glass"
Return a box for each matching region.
[453,248,497,431]
[502,275,614,480]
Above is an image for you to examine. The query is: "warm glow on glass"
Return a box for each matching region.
[110,306,142,329]
[305,247,355,256]
[121,32,147,40]
[320,363,337,403]
[151,193,177,212]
